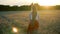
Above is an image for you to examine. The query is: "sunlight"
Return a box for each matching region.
[0,0,60,6]
[32,0,38,3]
[33,0,58,6]
[44,6,50,9]
[12,27,18,33]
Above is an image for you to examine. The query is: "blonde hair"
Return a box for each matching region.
[31,4,37,21]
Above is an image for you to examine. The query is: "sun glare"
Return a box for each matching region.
[32,0,58,6]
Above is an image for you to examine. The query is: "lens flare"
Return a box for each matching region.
[12,27,18,33]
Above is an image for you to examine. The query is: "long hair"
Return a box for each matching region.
[31,4,37,22]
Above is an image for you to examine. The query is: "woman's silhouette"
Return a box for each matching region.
[27,3,39,34]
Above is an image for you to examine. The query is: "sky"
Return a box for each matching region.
[0,0,60,6]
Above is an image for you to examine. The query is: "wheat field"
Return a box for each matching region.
[0,10,60,34]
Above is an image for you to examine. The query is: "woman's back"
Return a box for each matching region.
[27,4,39,34]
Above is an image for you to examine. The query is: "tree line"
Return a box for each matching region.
[0,4,60,11]
[0,5,31,11]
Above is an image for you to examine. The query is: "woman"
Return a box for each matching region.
[27,3,39,34]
